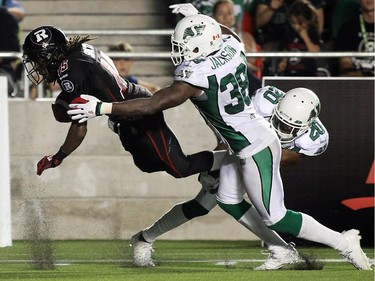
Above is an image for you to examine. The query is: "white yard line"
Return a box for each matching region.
[1,258,374,264]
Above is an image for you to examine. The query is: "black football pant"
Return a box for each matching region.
[118,112,213,178]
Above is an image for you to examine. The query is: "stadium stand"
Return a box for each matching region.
[20,0,175,89]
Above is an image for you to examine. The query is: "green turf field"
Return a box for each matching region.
[0,240,373,281]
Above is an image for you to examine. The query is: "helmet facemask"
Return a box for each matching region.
[271,109,310,143]
[171,36,190,66]
[23,59,44,85]
[23,47,65,85]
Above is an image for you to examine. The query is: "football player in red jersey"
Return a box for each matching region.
[22,25,226,178]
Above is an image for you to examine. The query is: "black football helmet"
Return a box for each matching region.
[22,25,68,85]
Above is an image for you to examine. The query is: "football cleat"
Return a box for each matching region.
[340,229,372,270]
[130,231,155,267]
[254,243,300,270]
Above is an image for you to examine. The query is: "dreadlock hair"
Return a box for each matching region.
[66,35,97,53]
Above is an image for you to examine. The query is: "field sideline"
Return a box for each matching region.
[0,240,373,281]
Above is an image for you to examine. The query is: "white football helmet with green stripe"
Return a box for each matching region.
[171,14,223,66]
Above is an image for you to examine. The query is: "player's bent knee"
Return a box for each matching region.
[217,200,251,220]
[182,200,210,219]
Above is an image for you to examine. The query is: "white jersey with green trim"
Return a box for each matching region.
[251,86,329,156]
[174,35,276,156]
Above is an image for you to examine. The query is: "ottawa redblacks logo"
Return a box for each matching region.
[31,28,52,45]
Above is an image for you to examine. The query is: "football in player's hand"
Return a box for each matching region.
[52,96,89,122]
[71,96,89,105]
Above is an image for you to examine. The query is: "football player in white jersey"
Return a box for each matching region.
[68,4,372,271]
[126,85,330,269]
[252,86,329,161]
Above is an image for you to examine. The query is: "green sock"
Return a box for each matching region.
[268,210,303,236]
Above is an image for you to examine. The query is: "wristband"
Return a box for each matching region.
[99,102,113,115]
[54,147,68,161]
[95,101,102,116]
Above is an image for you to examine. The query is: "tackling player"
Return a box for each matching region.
[129,85,331,270]
[67,4,372,271]
[22,26,225,179]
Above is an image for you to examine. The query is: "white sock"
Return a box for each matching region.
[238,206,288,247]
[297,213,348,251]
[142,203,189,243]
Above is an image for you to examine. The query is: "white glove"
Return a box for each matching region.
[169,3,199,17]
[67,94,102,123]
[198,171,219,193]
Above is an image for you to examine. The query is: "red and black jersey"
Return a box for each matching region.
[51,43,214,178]
[57,43,152,102]
[52,43,152,123]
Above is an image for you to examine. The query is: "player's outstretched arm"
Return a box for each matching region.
[37,122,87,175]
[68,82,201,123]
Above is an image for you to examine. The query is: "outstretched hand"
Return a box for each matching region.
[169,3,199,17]
[37,148,68,176]
[37,155,62,176]
[68,94,103,123]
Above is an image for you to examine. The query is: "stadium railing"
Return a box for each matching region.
[1,29,374,99]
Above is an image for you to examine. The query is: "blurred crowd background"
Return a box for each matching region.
[1,0,374,99]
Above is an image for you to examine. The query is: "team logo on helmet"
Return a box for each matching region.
[183,24,205,41]
[31,28,52,45]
